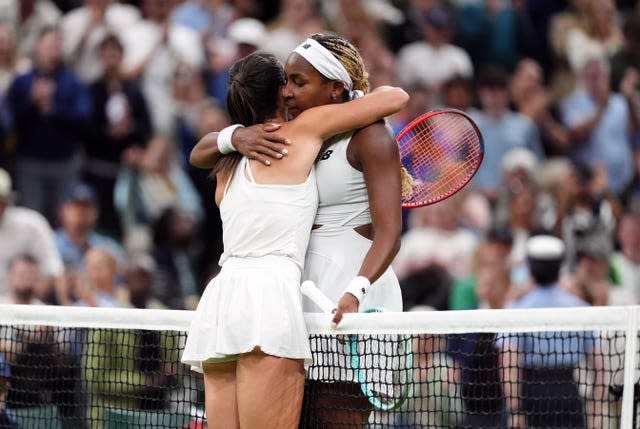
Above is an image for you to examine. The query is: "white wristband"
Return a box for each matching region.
[344,276,371,304]
[217,124,244,154]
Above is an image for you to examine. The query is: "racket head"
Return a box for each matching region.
[397,109,484,208]
[348,308,413,411]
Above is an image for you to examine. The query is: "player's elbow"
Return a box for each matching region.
[391,88,410,112]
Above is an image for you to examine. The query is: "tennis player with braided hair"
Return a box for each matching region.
[190,32,405,428]
[181,50,407,429]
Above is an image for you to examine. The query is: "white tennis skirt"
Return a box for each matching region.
[302,225,403,386]
[181,256,311,373]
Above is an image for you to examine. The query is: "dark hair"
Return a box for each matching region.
[226,52,285,126]
[477,64,509,89]
[99,33,123,52]
[215,53,285,177]
[528,259,562,286]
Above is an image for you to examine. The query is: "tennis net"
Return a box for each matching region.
[0,304,638,428]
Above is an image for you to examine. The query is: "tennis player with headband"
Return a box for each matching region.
[190,33,405,428]
[181,50,408,429]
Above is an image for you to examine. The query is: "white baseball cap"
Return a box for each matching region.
[526,235,565,260]
[228,18,265,48]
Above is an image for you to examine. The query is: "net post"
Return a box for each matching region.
[620,306,639,429]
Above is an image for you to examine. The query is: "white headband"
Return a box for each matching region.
[293,38,362,100]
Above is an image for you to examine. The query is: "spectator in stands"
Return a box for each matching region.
[448,262,511,428]
[59,0,140,83]
[620,143,640,212]
[456,0,536,72]
[114,135,203,239]
[259,0,324,64]
[0,168,63,303]
[401,263,453,312]
[0,353,19,428]
[509,58,572,156]
[54,182,123,305]
[0,254,78,426]
[396,5,473,99]
[469,64,543,202]
[610,14,640,94]
[120,253,164,309]
[393,192,479,281]
[170,0,234,38]
[203,17,265,112]
[4,26,92,223]
[556,162,621,271]
[564,0,622,76]
[497,234,604,429]
[85,309,180,422]
[120,0,203,137]
[562,240,612,306]
[560,56,637,194]
[609,212,640,305]
[85,33,151,239]
[0,24,28,97]
[73,247,121,308]
[149,206,200,310]
[449,227,515,311]
[440,74,474,112]
[0,0,61,61]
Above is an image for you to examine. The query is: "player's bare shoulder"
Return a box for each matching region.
[348,121,399,170]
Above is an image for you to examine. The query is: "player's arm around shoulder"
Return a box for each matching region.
[295,86,409,142]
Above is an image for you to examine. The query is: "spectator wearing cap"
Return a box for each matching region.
[54,182,123,305]
[497,234,604,429]
[395,5,473,98]
[469,65,543,202]
[0,168,63,303]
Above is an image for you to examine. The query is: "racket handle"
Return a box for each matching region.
[300,281,337,314]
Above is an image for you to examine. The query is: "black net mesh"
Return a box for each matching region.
[0,324,632,428]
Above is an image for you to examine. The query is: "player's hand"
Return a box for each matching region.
[233,123,291,166]
[331,293,359,329]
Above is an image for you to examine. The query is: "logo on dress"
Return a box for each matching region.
[303,43,311,49]
[320,150,333,160]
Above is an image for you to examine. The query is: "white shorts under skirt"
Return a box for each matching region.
[181,256,311,373]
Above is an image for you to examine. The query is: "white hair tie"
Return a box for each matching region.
[294,38,361,99]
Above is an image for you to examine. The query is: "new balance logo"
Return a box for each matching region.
[320,150,333,160]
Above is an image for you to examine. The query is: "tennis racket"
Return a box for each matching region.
[300,281,413,411]
[397,109,484,208]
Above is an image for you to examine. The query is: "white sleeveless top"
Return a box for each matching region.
[218,157,318,270]
[314,132,371,227]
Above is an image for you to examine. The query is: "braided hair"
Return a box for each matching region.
[310,33,370,98]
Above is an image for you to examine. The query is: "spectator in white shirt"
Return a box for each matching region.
[395,6,473,99]
[0,168,63,302]
[59,0,140,83]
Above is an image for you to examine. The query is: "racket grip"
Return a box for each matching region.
[300,281,337,314]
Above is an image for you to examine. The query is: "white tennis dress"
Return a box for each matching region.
[182,158,318,372]
[303,132,402,313]
[303,132,403,384]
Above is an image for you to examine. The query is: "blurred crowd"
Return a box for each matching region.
[0,0,638,316]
